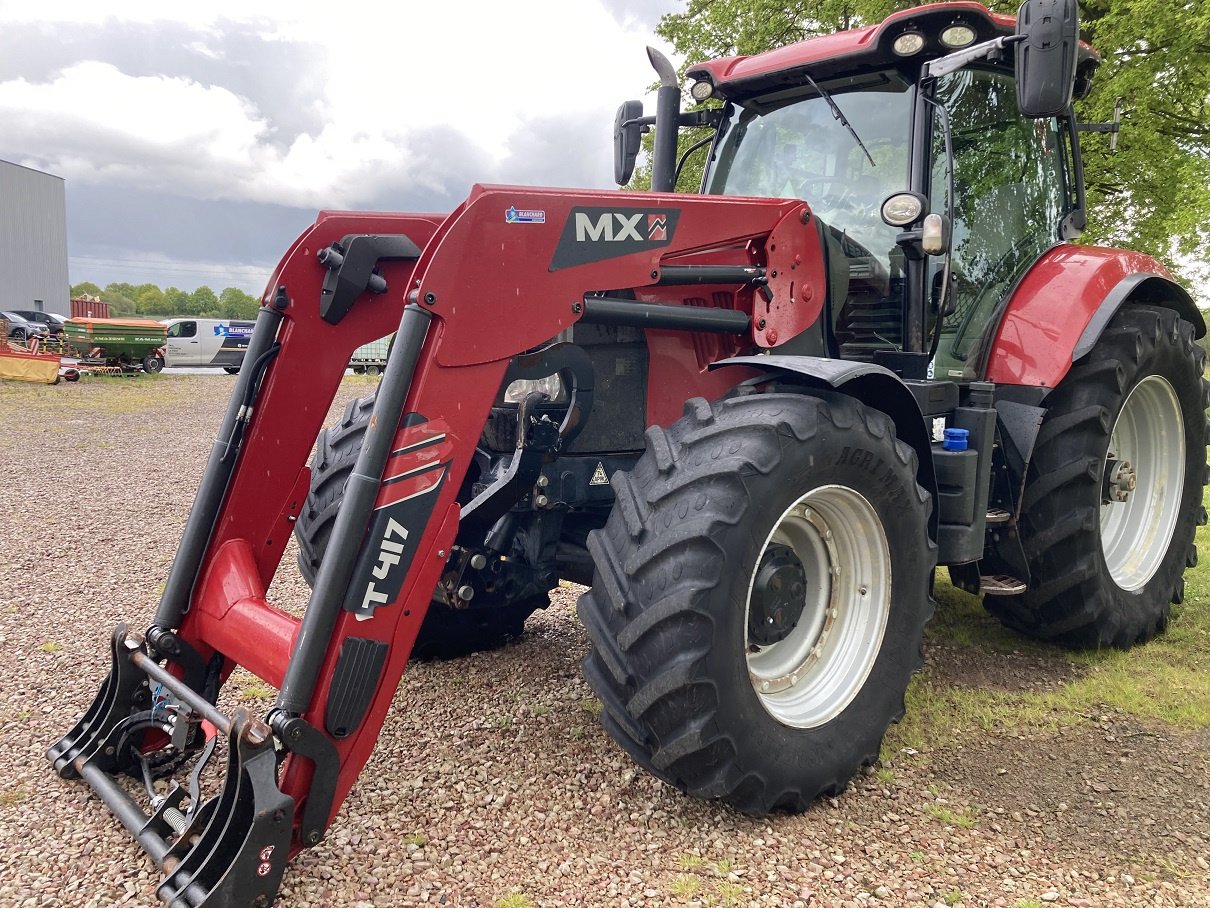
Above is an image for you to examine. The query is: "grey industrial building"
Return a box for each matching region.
[1,159,70,316]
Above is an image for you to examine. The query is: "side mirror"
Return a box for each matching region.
[1015,0,1078,118]
[614,100,644,186]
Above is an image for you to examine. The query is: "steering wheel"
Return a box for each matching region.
[797,175,854,211]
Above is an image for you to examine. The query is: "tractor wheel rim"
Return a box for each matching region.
[745,484,891,728]
[1100,375,1185,591]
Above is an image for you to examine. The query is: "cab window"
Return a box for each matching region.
[928,67,1067,379]
[168,321,197,339]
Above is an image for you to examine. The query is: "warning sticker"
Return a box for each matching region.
[590,462,609,485]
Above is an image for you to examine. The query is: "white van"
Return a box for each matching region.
[162,318,255,372]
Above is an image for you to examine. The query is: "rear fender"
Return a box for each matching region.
[985,246,1205,389]
[712,355,938,535]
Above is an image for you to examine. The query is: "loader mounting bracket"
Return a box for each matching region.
[270,711,340,847]
[318,233,422,325]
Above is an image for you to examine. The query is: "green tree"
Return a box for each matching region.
[218,287,259,319]
[651,0,1209,286]
[190,286,220,316]
[70,281,103,298]
[102,283,136,316]
[163,286,191,316]
[134,285,166,316]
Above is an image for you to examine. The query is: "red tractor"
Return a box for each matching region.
[50,2,1206,904]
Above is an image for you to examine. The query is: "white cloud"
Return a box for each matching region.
[0,2,673,210]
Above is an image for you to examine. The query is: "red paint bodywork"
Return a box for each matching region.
[171,186,827,852]
[689,3,1017,92]
[985,245,1177,389]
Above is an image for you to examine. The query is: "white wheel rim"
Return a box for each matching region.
[1100,375,1185,590]
[745,484,891,728]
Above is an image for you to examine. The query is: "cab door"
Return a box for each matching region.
[165,320,201,365]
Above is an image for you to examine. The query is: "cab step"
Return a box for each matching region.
[980,574,1027,596]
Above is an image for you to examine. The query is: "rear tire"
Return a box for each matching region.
[987,305,1209,648]
[295,393,548,659]
[577,392,935,814]
[142,353,164,374]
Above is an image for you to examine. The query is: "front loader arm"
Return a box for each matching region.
[49,186,824,906]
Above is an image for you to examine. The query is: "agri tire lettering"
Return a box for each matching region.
[836,445,910,510]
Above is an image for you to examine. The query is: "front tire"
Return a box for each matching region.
[988,305,1209,648]
[577,391,935,814]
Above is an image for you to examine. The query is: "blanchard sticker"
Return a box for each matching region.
[550,206,680,270]
[506,206,546,224]
[214,323,253,337]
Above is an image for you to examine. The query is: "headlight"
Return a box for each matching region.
[880,191,927,227]
[690,79,715,102]
[502,374,564,405]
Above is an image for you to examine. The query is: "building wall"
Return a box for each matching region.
[0,160,70,316]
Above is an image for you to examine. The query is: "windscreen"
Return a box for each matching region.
[705,75,915,359]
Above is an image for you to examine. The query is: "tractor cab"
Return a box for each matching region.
[621,0,1089,380]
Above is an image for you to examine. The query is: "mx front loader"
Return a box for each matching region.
[50,2,1207,904]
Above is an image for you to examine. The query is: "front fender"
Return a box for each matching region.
[985,246,1204,390]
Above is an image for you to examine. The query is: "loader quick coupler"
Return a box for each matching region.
[47,625,296,907]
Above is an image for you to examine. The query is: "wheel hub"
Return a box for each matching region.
[1103,458,1136,503]
[748,544,807,646]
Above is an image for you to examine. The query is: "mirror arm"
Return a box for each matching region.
[923,35,1025,80]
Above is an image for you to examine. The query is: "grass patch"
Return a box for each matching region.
[38,641,63,653]
[403,832,427,847]
[241,684,275,700]
[1015,900,1043,908]
[928,576,1050,654]
[677,852,705,871]
[925,803,977,828]
[717,882,745,906]
[944,890,963,906]
[670,875,700,898]
[497,894,535,908]
[883,491,1210,761]
[0,786,27,807]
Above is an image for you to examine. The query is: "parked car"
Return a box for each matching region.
[9,310,69,336]
[1,311,51,344]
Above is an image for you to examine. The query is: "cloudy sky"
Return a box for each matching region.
[0,1,681,296]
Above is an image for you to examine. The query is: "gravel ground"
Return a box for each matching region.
[0,374,1207,908]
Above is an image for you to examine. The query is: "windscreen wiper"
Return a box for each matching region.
[803,73,876,167]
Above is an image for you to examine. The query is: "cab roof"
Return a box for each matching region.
[686,2,1096,101]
